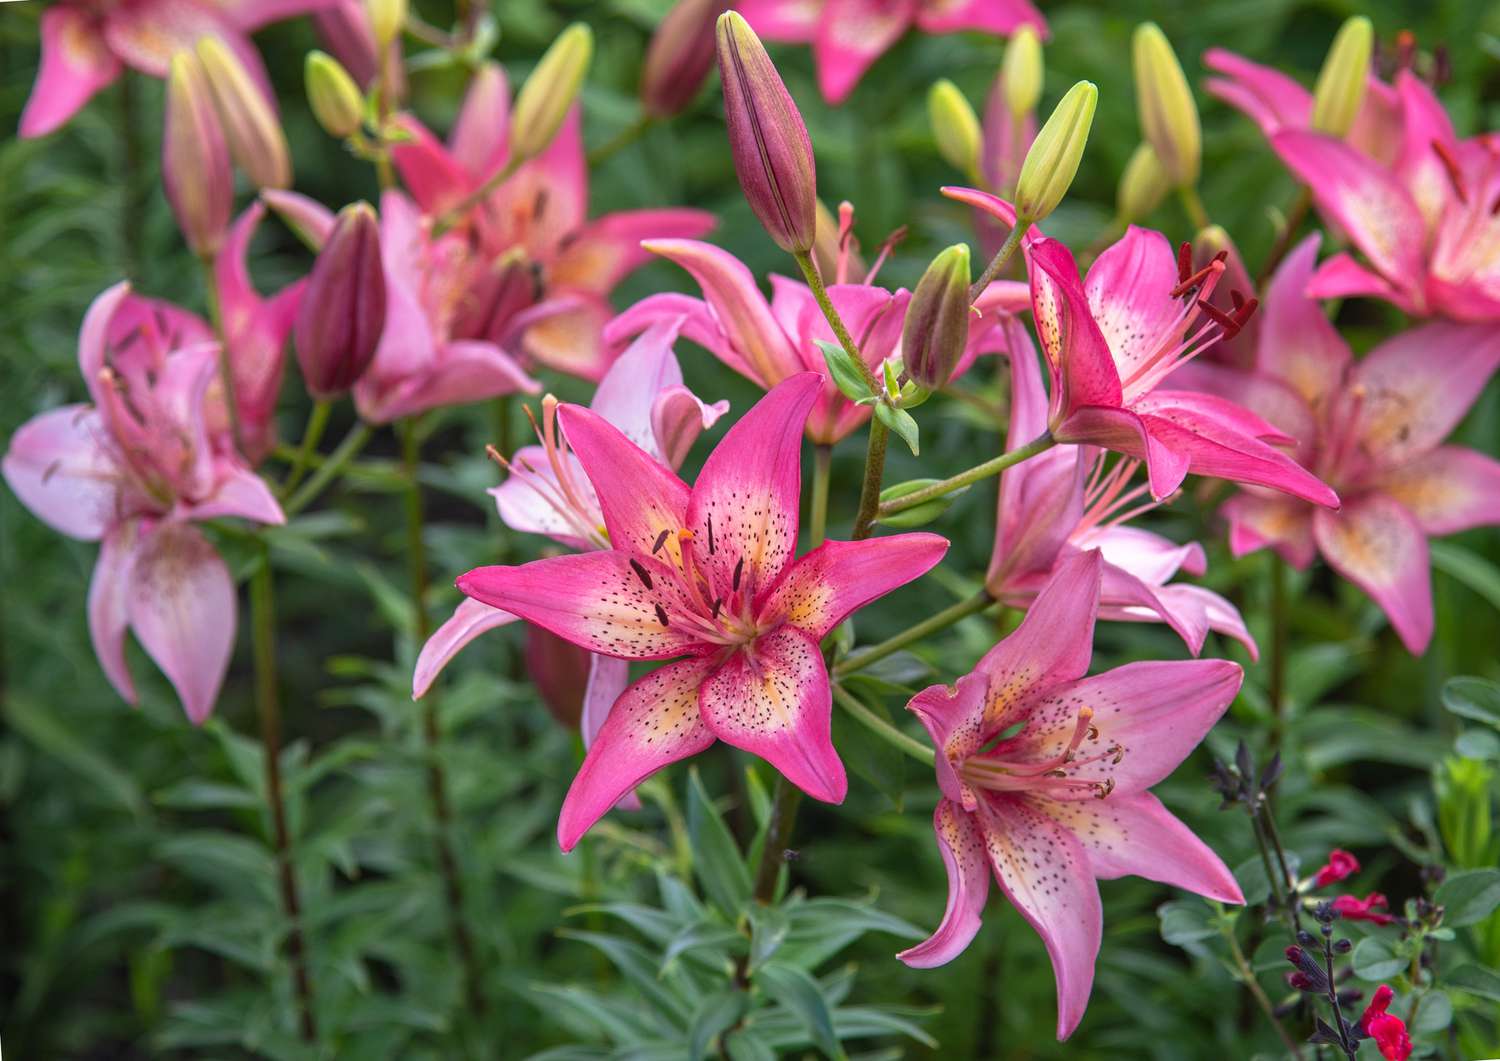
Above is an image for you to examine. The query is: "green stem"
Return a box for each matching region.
[433,156,524,236]
[832,685,935,766]
[1269,555,1288,755]
[284,420,374,517]
[751,776,802,903]
[809,444,832,548]
[794,250,878,393]
[877,433,1054,519]
[250,547,318,1043]
[1260,806,1301,930]
[201,258,244,457]
[834,591,992,677]
[969,220,1028,303]
[400,422,488,1021]
[1218,906,1303,1059]
[1257,187,1312,288]
[851,419,890,540]
[586,113,654,167]
[1178,184,1211,230]
[281,400,331,497]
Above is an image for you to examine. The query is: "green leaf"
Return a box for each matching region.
[1431,540,1500,613]
[749,903,791,971]
[756,961,846,1060]
[1446,963,1500,1002]
[689,990,748,1061]
[873,402,920,456]
[1157,899,1217,946]
[661,919,744,971]
[1442,676,1500,730]
[1351,937,1406,981]
[687,768,752,918]
[557,929,694,1027]
[3,692,147,820]
[152,780,260,811]
[724,1029,778,1061]
[1411,989,1451,1034]
[876,478,968,528]
[1434,868,1500,926]
[817,340,871,403]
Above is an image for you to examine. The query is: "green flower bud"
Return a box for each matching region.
[306,50,365,139]
[1116,141,1169,223]
[162,50,232,258]
[197,35,291,190]
[1014,80,1097,223]
[1002,26,1043,119]
[903,243,971,390]
[364,0,406,50]
[928,79,982,178]
[511,23,594,164]
[1132,23,1200,188]
[1311,16,1374,138]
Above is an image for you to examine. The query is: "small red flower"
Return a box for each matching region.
[1360,985,1413,1061]
[1313,849,1361,889]
[1332,892,1395,925]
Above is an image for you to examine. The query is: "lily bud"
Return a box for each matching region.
[306,50,365,138]
[1002,26,1043,119]
[1116,141,1169,222]
[364,0,406,50]
[1132,23,1200,188]
[716,11,817,254]
[163,51,232,259]
[511,23,593,164]
[641,0,724,119]
[195,36,291,190]
[1310,16,1373,138]
[1014,80,1097,223]
[525,626,590,730]
[928,79,982,178]
[903,244,971,390]
[294,202,386,399]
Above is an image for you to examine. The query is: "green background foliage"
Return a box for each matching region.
[2,0,1499,1057]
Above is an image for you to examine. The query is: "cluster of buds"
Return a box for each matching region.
[1282,904,1369,1058]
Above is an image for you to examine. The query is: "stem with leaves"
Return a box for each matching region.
[876,433,1055,519]
[282,400,331,497]
[1217,904,1304,1060]
[284,420,374,517]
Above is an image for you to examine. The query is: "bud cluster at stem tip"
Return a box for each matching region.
[716,11,817,254]
[903,244,972,391]
[928,79,982,179]
[1132,22,1200,188]
[1014,80,1097,223]
[511,23,594,164]
[295,202,387,400]
[1311,15,1374,137]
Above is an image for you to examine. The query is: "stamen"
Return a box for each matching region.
[652,529,671,555]
[1431,139,1468,204]
[653,603,670,627]
[629,559,653,589]
[1171,254,1226,299]
[707,513,716,555]
[1176,241,1192,285]
[711,598,723,619]
[865,225,908,286]
[732,557,744,591]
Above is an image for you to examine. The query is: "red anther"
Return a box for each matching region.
[1431,139,1468,204]
[1395,29,1416,71]
[1197,298,1242,338]
[1171,257,1225,299]
[1232,295,1260,327]
[1230,290,1247,310]
[1176,241,1193,284]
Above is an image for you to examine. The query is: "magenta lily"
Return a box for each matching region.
[607,233,1026,444]
[737,0,1045,104]
[18,0,333,138]
[413,319,730,766]
[456,374,948,849]
[989,321,1256,658]
[1268,72,1500,321]
[900,549,1244,1037]
[2,282,285,722]
[388,64,715,380]
[1194,236,1500,654]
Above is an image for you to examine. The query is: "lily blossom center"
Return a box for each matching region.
[958,705,1124,800]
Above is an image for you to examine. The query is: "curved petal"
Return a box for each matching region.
[558,656,718,851]
[581,654,632,748]
[261,188,338,249]
[757,532,949,639]
[19,6,122,138]
[700,625,845,803]
[413,597,521,698]
[1220,490,1317,568]
[89,524,140,705]
[1084,226,1187,385]
[521,297,615,382]
[1028,239,1124,417]
[736,0,820,40]
[1,405,122,540]
[811,0,917,104]
[1148,582,1260,661]
[449,62,511,181]
[1201,49,1310,136]
[552,209,717,294]
[1376,447,1500,536]
[190,463,285,525]
[897,800,991,968]
[1055,405,1189,501]
[1258,234,1350,408]
[360,340,540,423]
[1304,252,1414,310]
[915,0,1045,35]
[1313,496,1433,654]
[1089,525,1205,584]
[489,445,600,551]
[389,115,475,217]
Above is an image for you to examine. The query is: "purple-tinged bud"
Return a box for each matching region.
[716,11,817,254]
[195,36,292,190]
[903,243,971,390]
[163,50,232,259]
[525,625,590,730]
[641,0,725,119]
[294,202,386,399]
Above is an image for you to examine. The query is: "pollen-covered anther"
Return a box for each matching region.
[1171,253,1226,299]
[1431,139,1469,204]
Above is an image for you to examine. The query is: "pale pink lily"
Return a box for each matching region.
[901,549,1244,1038]
[737,0,1046,105]
[413,319,730,771]
[264,188,541,423]
[607,232,1027,444]
[988,320,1256,658]
[388,65,716,380]
[18,0,333,138]
[456,374,948,849]
[1193,236,1500,654]
[955,187,1339,507]
[2,282,285,723]
[1270,72,1500,321]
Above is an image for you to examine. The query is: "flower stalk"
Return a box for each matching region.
[834,591,992,677]
[877,433,1055,519]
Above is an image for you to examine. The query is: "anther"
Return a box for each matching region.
[732,557,744,591]
[629,559,653,589]
[651,529,671,555]
[653,603,670,627]
[707,513,716,555]
[1176,241,1192,285]
[1196,299,1243,338]
[1171,255,1226,299]
[711,597,723,619]
[1431,139,1468,204]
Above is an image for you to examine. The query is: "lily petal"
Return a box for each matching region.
[1258,234,1350,408]
[1313,496,1433,654]
[1221,490,1318,568]
[449,62,510,182]
[413,597,520,698]
[1,405,121,541]
[19,6,122,138]
[756,533,949,639]
[897,799,991,968]
[1201,49,1310,136]
[89,524,140,705]
[551,209,717,294]
[1084,226,1185,386]
[1377,447,1500,536]
[811,0,916,104]
[1028,239,1124,417]
[191,463,285,525]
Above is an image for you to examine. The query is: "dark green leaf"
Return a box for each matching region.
[873,402,920,456]
[756,961,846,1060]
[689,990,748,1061]
[1442,676,1500,729]
[1434,868,1500,926]
[1446,963,1500,1002]
[1351,937,1405,981]
[687,768,752,918]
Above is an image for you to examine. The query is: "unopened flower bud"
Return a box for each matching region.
[306,50,365,138]
[511,23,593,164]
[641,0,724,119]
[903,243,971,390]
[364,0,406,50]
[1002,26,1043,119]
[1116,142,1169,222]
[1014,80,1097,222]
[716,11,816,253]
[195,36,291,190]
[928,79,982,178]
[1311,16,1373,137]
[163,50,232,258]
[1132,22,1200,188]
[525,625,590,730]
[295,202,386,399]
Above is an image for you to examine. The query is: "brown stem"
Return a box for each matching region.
[751,775,803,903]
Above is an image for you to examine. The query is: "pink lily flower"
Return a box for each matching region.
[1269,72,1500,321]
[736,0,1046,105]
[2,282,285,723]
[388,64,716,380]
[900,549,1244,1038]
[413,319,730,774]
[456,374,949,849]
[1199,236,1500,654]
[606,232,1027,444]
[988,319,1256,658]
[955,187,1339,507]
[18,0,334,138]
[264,188,542,424]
